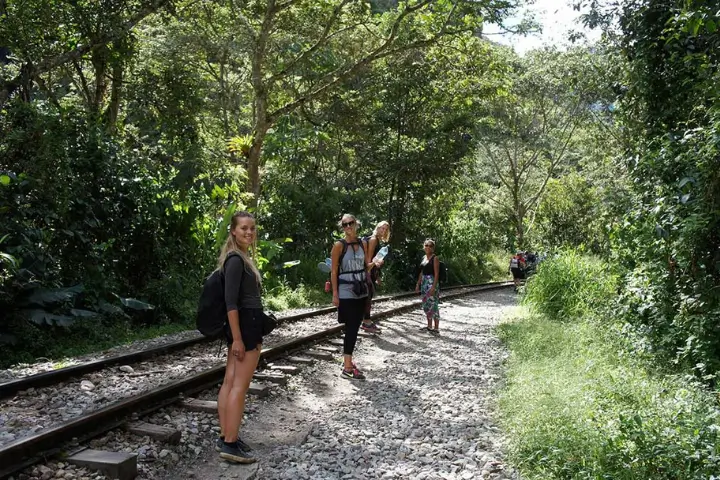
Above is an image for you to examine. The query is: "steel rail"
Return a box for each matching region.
[0,282,508,399]
[0,282,512,479]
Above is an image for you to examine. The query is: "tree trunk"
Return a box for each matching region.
[105,50,123,132]
[247,120,270,208]
[91,46,108,116]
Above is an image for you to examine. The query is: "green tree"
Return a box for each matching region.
[474,47,603,248]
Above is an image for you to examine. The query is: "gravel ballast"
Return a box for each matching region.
[159,289,518,480]
[0,292,483,450]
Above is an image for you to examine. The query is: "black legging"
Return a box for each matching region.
[364,278,375,320]
[339,297,367,355]
[363,268,380,320]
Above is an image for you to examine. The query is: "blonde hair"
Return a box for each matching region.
[372,221,391,243]
[217,211,262,283]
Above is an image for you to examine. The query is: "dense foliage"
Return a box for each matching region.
[0,0,536,363]
[503,253,720,479]
[575,0,720,379]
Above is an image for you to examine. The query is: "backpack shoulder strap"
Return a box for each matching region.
[337,240,348,275]
[338,239,363,275]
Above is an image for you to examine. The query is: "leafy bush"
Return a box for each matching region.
[523,251,618,320]
[498,312,720,480]
[264,283,328,312]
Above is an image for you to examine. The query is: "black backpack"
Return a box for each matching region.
[429,255,448,284]
[196,252,240,338]
[360,234,380,259]
[439,260,448,284]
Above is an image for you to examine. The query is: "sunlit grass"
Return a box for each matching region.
[498,252,720,479]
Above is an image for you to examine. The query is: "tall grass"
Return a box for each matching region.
[523,251,617,320]
[499,252,720,479]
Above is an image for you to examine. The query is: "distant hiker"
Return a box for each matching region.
[509,252,526,291]
[416,239,441,334]
[216,211,264,464]
[361,220,391,333]
[331,213,370,380]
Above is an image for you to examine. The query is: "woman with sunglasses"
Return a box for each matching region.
[415,239,441,334]
[331,213,372,379]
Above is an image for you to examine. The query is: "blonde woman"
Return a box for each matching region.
[216,211,263,463]
[331,213,371,379]
[362,221,391,331]
[415,239,441,334]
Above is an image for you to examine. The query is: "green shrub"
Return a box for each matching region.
[523,251,618,320]
[498,312,720,480]
[264,283,328,311]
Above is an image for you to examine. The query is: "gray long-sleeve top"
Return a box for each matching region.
[224,254,263,312]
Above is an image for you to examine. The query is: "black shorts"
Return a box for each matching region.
[224,308,264,351]
[511,267,525,280]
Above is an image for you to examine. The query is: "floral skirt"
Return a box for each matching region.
[420,275,440,321]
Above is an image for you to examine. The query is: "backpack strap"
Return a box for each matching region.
[337,239,365,277]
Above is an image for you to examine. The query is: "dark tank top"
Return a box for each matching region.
[421,255,436,276]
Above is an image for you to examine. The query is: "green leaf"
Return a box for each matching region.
[0,175,10,186]
[23,285,84,307]
[678,177,695,188]
[70,308,99,317]
[25,309,75,327]
[98,300,126,316]
[281,260,301,268]
[119,298,155,311]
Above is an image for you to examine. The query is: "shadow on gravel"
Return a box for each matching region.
[368,333,416,354]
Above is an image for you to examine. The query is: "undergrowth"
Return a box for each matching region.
[498,252,720,479]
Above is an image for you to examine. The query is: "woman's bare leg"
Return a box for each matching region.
[217,350,234,438]
[224,346,262,442]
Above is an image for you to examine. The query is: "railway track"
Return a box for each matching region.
[0,282,512,479]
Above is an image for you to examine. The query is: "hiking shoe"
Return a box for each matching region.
[217,436,252,453]
[341,366,366,380]
[237,438,253,452]
[219,440,256,464]
[429,328,440,335]
[361,322,381,334]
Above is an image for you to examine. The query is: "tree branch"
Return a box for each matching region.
[0,0,171,107]
[267,0,443,120]
[267,0,353,84]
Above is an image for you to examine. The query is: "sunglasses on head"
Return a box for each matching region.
[342,220,356,228]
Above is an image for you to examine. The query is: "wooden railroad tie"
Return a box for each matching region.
[314,345,340,354]
[268,365,302,374]
[253,372,288,385]
[67,449,137,480]
[304,350,334,361]
[286,356,315,365]
[248,382,270,398]
[180,398,217,413]
[126,422,181,444]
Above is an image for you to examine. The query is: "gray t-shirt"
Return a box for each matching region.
[338,242,368,300]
